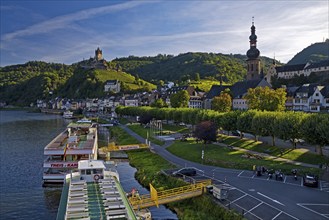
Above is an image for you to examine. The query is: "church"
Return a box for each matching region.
[204,19,272,110]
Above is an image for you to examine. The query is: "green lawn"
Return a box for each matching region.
[128,124,165,146]
[167,140,321,175]
[118,117,130,125]
[162,124,190,134]
[219,135,329,166]
[189,79,230,92]
[109,126,141,145]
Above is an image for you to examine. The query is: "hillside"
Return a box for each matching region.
[0,61,155,106]
[112,52,280,84]
[287,40,329,65]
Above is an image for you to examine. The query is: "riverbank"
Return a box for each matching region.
[127,149,243,220]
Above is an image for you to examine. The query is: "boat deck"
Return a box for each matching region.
[44,129,97,152]
[57,178,134,220]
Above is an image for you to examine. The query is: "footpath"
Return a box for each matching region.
[119,124,329,181]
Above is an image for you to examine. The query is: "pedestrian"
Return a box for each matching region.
[253,165,256,174]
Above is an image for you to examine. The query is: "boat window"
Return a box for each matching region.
[93,169,102,174]
[86,169,91,175]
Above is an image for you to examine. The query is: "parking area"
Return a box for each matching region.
[237,170,329,192]
[162,167,329,220]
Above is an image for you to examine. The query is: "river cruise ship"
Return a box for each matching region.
[43,119,98,185]
[56,160,142,220]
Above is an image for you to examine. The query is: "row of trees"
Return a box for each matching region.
[116,106,329,155]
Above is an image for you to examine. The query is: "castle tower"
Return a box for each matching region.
[246,17,261,80]
[95,47,103,61]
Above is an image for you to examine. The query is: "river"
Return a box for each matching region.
[0,111,177,220]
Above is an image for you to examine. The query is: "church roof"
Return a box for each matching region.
[230,79,271,98]
[275,64,306,72]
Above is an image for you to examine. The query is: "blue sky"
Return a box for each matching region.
[1,0,328,66]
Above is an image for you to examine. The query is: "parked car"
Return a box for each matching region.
[303,174,318,187]
[172,167,197,176]
[231,130,243,137]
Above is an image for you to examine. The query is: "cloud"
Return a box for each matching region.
[2,1,150,41]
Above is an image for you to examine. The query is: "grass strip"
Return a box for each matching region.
[128,124,165,146]
[127,149,243,220]
[167,140,321,175]
[219,135,329,166]
[109,126,141,145]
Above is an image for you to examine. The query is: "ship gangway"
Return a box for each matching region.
[128,179,211,210]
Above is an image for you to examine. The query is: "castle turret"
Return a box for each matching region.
[95,47,103,61]
[246,17,261,80]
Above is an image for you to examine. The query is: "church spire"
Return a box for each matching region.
[246,17,261,80]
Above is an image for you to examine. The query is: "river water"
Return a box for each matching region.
[0,111,177,220]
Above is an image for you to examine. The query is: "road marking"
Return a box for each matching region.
[228,194,247,204]
[257,192,285,206]
[203,174,298,219]
[238,170,244,177]
[272,211,282,220]
[244,202,263,215]
[297,203,329,219]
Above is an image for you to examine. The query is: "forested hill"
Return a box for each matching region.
[112,52,280,84]
[0,61,155,106]
[287,40,329,65]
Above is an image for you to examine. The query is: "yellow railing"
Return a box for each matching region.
[129,179,211,209]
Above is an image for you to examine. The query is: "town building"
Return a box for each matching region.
[104,80,121,93]
[293,83,329,112]
[272,59,329,79]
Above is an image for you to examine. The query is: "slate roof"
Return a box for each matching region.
[205,79,271,99]
[205,85,230,99]
[275,64,306,72]
[304,59,329,70]
[230,79,272,99]
[294,83,319,97]
[285,86,299,96]
[320,85,329,98]
[105,80,119,85]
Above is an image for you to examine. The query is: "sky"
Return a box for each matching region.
[0,0,328,66]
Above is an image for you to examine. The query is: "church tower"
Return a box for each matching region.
[246,17,261,80]
[95,47,103,61]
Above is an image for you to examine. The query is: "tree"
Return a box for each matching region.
[170,90,190,108]
[194,72,200,81]
[251,111,277,145]
[244,87,287,111]
[273,111,305,149]
[151,98,166,108]
[193,121,217,144]
[139,114,153,125]
[211,92,232,112]
[301,114,329,155]
[237,110,257,139]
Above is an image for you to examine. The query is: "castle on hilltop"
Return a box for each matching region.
[80,47,108,70]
